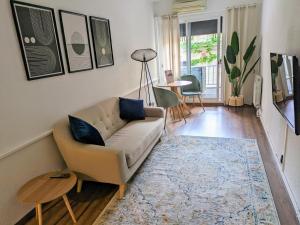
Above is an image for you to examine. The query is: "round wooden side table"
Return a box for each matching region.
[17,171,77,225]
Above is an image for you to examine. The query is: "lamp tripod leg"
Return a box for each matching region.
[145,62,154,87]
[138,63,144,99]
[144,63,151,106]
[146,62,155,106]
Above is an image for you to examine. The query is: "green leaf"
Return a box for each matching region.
[226,45,236,64]
[243,36,257,63]
[271,59,279,74]
[231,32,239,56]
[224,56,231,75]
[249,36,257,48]
[242,57,261,84]
[230,66,241,80]
[243,46,256,64]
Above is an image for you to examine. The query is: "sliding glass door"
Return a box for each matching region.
[179,16,223,102]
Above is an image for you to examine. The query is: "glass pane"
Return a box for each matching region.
[286,78,293,95]
[190,33,218,98]
[180,24,188,75]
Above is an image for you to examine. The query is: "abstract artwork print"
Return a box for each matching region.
[59,10,93,73]
[11,1,64,80]
[90,16,114,68]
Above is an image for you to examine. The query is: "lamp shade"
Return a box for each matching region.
[131,48,157,62]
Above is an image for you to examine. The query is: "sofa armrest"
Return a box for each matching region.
[53,120,130,185]
[68,144,129,184]
[144,107,165,118]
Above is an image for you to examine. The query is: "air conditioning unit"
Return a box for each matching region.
[173,0,207,14]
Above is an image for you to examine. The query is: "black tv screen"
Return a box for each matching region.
[270,53,300,135]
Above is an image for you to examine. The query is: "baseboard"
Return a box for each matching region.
[186,102,224,106]
[275,160,300,222]
[122,78,158,97]
[186,102,255,107]
[259,117,300,222]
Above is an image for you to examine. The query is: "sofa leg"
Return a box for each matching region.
[77,179,83,193]
[118,184,126,199]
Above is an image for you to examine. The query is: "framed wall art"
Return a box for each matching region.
[11,0,64,80]
[59,10,93,73]
[90,16,114,68]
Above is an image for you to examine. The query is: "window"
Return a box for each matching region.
[179,17,223,101]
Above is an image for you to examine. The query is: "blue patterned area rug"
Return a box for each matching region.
[94,136,280,225]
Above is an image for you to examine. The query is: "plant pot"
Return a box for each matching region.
[273,90,284,103]
[228,95,244,107]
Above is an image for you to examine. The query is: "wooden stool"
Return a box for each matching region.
[17,171,77,225]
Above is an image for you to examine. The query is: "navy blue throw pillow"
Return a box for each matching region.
[119,97,145,121]
[68,115,105,146]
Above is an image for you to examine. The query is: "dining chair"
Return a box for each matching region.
[180,75,205,111]
[153,87,186,129]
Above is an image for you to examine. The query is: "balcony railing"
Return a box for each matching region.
[180,64,218,98]
[203,65,218,88]
[185,64,217,88]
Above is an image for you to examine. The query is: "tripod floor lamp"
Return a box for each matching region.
[131,48,157,106]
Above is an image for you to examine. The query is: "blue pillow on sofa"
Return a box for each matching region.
[68,115,105,146]
[119,97,145,121]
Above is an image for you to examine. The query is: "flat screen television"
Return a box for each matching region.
[270,53,300,135]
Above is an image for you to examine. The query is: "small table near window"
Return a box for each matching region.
[158,80,192,117]
[17,171,77,225]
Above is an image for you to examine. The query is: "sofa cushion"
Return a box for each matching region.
[68,115,105,146]
[119,97,145,121]
[74,97,127,140]
[105,117,163,167]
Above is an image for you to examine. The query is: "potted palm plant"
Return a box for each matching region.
[224,31,261,106]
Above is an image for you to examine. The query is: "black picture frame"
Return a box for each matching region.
[90,16,114,68]
[10,0,65,80]
[59,10,93,73]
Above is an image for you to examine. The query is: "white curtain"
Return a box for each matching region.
[159,15,180,82]
[224,4,261,105]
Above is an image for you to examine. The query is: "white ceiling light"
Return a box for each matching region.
[173,0,207,14]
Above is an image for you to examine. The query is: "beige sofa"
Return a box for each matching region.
[53,97,164,198]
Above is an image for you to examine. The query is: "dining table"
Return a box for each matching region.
[158,80,192,120]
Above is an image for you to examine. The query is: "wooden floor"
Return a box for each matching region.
[17,106,299,225]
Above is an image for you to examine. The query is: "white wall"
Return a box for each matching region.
[153,0,173,16]
[0,0,155,224]
[260,0,300,219]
